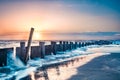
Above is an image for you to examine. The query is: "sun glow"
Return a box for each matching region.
[33,32,42,40]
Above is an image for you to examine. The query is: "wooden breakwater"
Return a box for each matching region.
[0,40,112,66]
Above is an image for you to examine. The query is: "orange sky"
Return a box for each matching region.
[0,0,120,40]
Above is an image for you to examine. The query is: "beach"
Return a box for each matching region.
[0,43,120,80]
[32,52,120,80]
[68,53,120,80]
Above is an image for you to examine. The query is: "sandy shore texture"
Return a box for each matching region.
[29,52,120,80]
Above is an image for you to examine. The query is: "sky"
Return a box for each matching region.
[0,0,120,40]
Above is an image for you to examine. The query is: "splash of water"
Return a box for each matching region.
[7,48,25,69]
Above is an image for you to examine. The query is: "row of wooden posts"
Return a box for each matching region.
[0,40,112,66]
[17,40,112,63]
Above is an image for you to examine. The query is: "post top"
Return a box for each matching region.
[39,42,45,44]
[20,42,25,43]
[51,41,56,43]
[31,27,34,30]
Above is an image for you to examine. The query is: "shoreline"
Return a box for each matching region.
[28,53,106,80]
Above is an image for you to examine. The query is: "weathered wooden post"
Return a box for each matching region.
[72,42,74,49]
[0,48,13,67]
[66,41,69,50]
[81,42,84,47]
[75,41,78,48]
[59,41,63,51]
[26,28,34,62]
[51,41,57,55]
[78,42,81,47]
[39,42,45,58]
[72,42,75,49]
[67,41,71,50]
[63,41,66,51]
[20,42,26,62]
[70,42,73,50]
[75,42,78,49]
[0,49,7,66]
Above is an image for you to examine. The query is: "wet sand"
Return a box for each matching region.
[21,53,120,80]
[68,53,120,80]
[33,53,106,80]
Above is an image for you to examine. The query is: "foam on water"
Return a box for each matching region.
[87,45,120,53]
[7,51,25,69]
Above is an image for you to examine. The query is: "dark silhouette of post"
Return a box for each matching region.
[39,42,45,58]
[0,49,7,66]
[51,41,57,55]
[75,42,78,48]
[0,48,13,67]
[20,42,26,62]
[25,28,34,63]
[66,41,68,50]
[63,41,66,51]
[78,42,81,47]
[59,41,63,51]
[70,42,73,50]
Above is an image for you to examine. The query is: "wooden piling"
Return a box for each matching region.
[26,28,34,62]
[51,41,57,55]
[45,45,52,55]
[63,41,66,51]
[59,41,63,51]
[20,42,26,62]
[75,42,78,48]
[0,48,13,67]
[20,42,26,54]
[39,42,45,58]
[78,42,81,47]
[70,42,73,50]
[66,41,68,50]
[0,49,7,66]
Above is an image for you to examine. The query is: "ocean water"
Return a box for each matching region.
[0,40,120,80]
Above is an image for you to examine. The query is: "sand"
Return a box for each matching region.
[33,53,109,80]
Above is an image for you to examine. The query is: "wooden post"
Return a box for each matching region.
[81,42,84,47]
[78,42,81,47]
[63,41,66,51]
[66,41,68,50]
[51,41,57,55]
[68,41,70,50]
[59,41,63,51]
[20,42,26,62]
[75,42,78,48]
[39,42,45,58]
[84,42,87,46]
[70,42,73,50]
[0,48,13,67]
[73,42,75,49]
[0,49,7,66]
[26,28,34,62]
